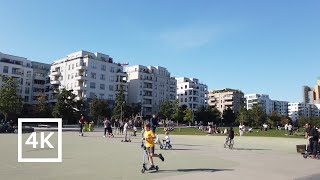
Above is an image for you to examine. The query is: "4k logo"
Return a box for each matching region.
[18,118,62,162]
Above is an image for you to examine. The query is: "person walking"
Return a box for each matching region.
[103,118,108,138]
[150,113,158,133]
[288,123,293,136]
[79,115,85,136]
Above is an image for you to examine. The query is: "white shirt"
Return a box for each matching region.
[124,123,128,131]
[165,135,170,142]
[133,126,137,131]
[288,125,292,131]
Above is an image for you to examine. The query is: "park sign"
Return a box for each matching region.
[18,118,62,162]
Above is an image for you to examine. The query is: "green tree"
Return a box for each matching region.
[251,104,267,127]
[195,106,221,125]
[159,98,174,120]
[236,107,248,125]
[113,86,125,120]
[173,102,186,122]
[0,76,23,121]
[34,94,52,117]
[222,107,236,125]
[52,88,77,124]
[90,96,111,124]
[90,96,100,122]
[268,111,281,128]
[126,103,142,118]
[183,108,193,123]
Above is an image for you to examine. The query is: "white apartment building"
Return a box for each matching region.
[208,88,244,113]
[0,52,50,104]
[288,103,310,122]
[272,100,289,116]
[245,94,273,115]
[176,78,208,112]
[49,50,128,105]
[126,65,177,116]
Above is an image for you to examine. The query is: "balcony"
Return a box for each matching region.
[143,78,153,83]
[74,86,85,91]
[75,75,86,81]
[143,86,153,91]
[51,71,61,76]
[76,65,86,71]
[52,88,59,94]
[142,103,152,107]
[143,95,153,99]
[51,80,60,85]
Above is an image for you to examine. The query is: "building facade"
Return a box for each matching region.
[312,79,320,104]
[245,94,273,115]
[272,100,289,116]
[126,65,176,116]
[49,50,128,105]
[208,88,244,113]
[176,77,208,112]
[0,52,50,104]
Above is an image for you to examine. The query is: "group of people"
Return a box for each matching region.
[78,113,167,169]
[0,119,15,133]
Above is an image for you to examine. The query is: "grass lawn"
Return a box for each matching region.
[154,127,305,138]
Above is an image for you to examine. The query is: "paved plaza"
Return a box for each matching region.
[0,132,319,180]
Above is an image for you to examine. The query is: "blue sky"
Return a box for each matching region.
[0,0,319,102]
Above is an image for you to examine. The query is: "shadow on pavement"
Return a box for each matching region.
[151,168,233,173]
[232,148,272,151]
[170,148,200,151]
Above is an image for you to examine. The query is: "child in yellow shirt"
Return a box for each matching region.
[143,123,164,169]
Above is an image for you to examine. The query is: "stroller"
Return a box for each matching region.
[302,138,320,159]
[141,140,159,173]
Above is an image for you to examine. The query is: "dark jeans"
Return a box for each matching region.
[310,139,318,155]
[104,128,107,136]
[79,124,83,133]
[151,127,156,133]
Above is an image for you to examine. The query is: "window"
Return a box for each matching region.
[91,73,96,79]
[100,74,105,80]
[91,62,96,69]
[185,85,187,89]
[26,71,31,78]
[109,85,113,91]
[90,92,96,98]
[71,74,74,79]
[100,84,105,90]
[185,98,187,102]
[109,76,114,82]
[110,67,114,72]
[3,66,8,73]
[26,79,31,86]
[25,87,30,94]
[181,98,183,102]
[21,78,23,85]
[76,63,78,67]
[68,65,70,70]
[102,65,106,71]
[99,94,104,99]
[140,75,143,80]
[140,91,142,95]
[72,64,74,69]
[24,96,29,102]
[108,95,113,100]
[90,82,96,89]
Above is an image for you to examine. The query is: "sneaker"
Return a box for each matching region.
[103,136,106,138]
[159,154,164,162]
[149,165,155,170]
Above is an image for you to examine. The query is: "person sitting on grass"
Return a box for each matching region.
[142,123,164,170]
